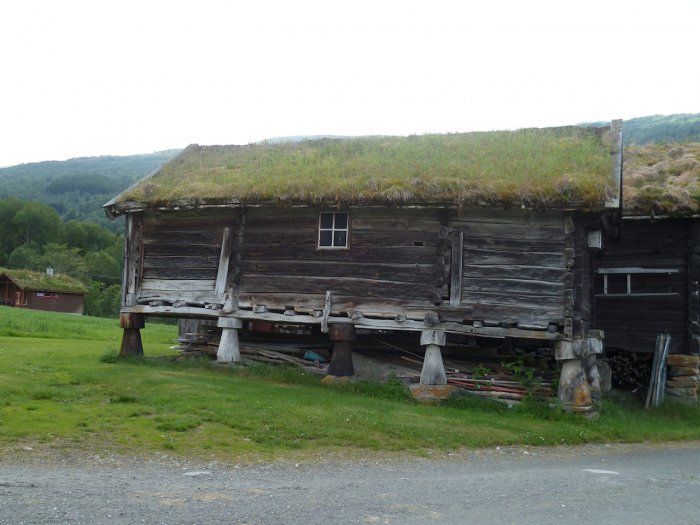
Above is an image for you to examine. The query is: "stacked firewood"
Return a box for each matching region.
[607,352,652,390]
[666,354,699,404]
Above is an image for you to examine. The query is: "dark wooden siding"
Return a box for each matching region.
[138,210,240,304]
[25,291,84,314]
[593,218,691,354]
[238,207,440,316]
[448,210,570,327]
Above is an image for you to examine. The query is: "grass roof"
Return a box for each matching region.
[106,126,618,214]
[623,142,700,216]
[0,268,88,294]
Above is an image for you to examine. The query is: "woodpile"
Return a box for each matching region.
[666,354,699,404]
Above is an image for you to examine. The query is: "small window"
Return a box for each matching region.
[318,212,349,249]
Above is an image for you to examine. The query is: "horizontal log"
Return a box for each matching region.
[144,243,222,257]
[448,209,563,226]
[454,221,565,241]
[142,230,224,245]
[238,275,435,299]
[140,278,215,292]
[243,244,438,264]
[142,267,218,280]
[462,264,568,282]
[122,305,222,318]
[143,210,239,228]
[461,277,566,297]
[241,260,434,282]
[463,248,565,267]
[143,255,220,268]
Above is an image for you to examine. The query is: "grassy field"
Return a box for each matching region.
[1,308,699,463]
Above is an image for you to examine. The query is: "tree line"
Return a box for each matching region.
[0,197,123,317]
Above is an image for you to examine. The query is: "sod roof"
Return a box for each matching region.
[622,142,700,216]
[0,269,88,294]
[105,125,619,215]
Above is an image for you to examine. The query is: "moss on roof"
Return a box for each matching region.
[623,142,700,215]
[107,126,617,213]
[0,268,88,294]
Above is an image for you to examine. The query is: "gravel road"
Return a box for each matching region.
[1,441,699,524]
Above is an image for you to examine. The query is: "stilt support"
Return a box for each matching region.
[327,324,355,377]
[555,337,603,413]
[420,330,446,385]
[217,317,243,363]
[119,313,144,357]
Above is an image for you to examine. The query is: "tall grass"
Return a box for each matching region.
[0,308,699,461]
[122,128,613,208]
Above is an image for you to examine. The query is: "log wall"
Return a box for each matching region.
[122,206,604,339]
[448,210,574,329]
[593,218,694,354]
[238,207,440,317]
[133,210,242,305]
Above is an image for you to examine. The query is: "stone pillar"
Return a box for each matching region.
[217,317,243,363]
[555,337,603,413]
[327,324,355,377]
[420,329,447,385]
[119,313,144,357]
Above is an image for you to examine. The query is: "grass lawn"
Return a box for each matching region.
[1,308,699,462]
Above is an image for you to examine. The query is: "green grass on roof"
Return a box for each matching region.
[623,142,700,215]
[0,268,88,294]
[114,127,614,210]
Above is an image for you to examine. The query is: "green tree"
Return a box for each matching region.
[12,201,62,246]
[38,243,88,281]
[0,197,24,264]
[7,244,40,270]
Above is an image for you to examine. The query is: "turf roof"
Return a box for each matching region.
[106,125,618,214]
[622,142,700,216]
[0,268,88,294]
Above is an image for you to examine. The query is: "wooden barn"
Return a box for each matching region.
[0,268,87,314]
[104,123,623,412]
[593,143,700,358]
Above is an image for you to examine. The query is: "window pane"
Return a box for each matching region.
[319,230,332,246]
[334,212,348,229]
[320,213,333,229]
[334,230,347,247]
[607,274,627,294]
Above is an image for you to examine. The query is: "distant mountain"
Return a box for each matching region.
[0,149,181,231]
[581,113,700,144]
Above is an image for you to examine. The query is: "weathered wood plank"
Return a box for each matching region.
[142,230,223,245]
[462,277,565,297]
[241,260,434,282]
[238,275,435,299]
[143,255,220,268]
[140,279,215,292]
[142,267,218,280]
[462,264,568,282]
[214,227,232,296]
[462,249,565,267]
[450,231,463,306]
[243,244,437,264]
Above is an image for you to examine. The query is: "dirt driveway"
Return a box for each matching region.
[1,441,699,524]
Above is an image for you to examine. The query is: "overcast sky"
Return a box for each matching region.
[1,0,698,167]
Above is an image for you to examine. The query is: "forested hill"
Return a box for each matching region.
[0,149,181,231]
[583,113,700,144]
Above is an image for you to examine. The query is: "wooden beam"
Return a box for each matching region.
[449,231,463,306]
[214,227,232,296]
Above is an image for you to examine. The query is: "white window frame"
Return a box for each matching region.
[596,267,679,297]
[318,211,349,249]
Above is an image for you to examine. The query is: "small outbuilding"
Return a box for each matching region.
[105,122,623,412]
[0,268,87,314]
[593,142,700,356]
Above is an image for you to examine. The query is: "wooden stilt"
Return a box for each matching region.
[217,317,243,363]
[420,330,446,385]
[119,313,144,356]
[327,324,355,377]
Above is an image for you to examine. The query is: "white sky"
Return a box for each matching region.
[1,0,699,167]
